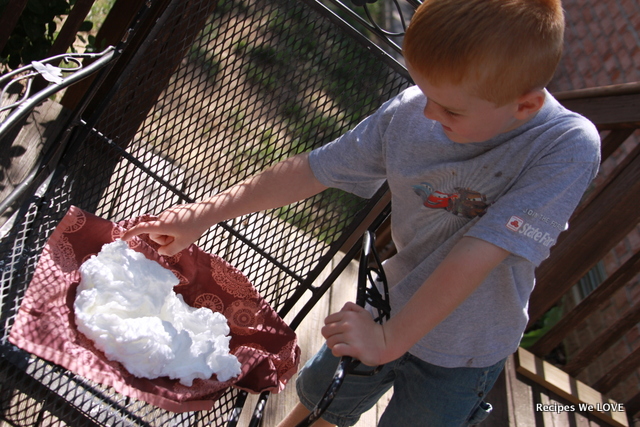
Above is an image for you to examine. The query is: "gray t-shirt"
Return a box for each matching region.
[309,86,600,368]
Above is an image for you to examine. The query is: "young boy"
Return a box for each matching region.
[124,0,601,425]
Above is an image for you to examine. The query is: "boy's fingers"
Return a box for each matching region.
[325,333,357,356]
[157,241,181,257]
[121,221,164,241]
[321,321,341,339]
[341,301,365,313]
[324,333,342,349]
[323,311,343,325]
[324,303,363,325]
[330,341,367,362]
[329,342,352,358]
[148,233,173,246]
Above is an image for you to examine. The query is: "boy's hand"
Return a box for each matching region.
[122,153,327,257]
[121,203,212,256]
[321,302,392,366]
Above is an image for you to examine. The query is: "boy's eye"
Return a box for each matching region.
[444,109,460,117]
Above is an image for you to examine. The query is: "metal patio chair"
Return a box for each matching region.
[296,228,392,427]
[0,0,416,425]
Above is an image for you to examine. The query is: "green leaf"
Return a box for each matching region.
[51,0,70,16]
[26,0,46,15]
[520,306,563,349]
[22,38,50,63]
[47,21,57,38]
[8,53,22,70]
[22,17,46,41]
[79,20,93,32]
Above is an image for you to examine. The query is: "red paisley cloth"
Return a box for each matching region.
[9,206,300,412]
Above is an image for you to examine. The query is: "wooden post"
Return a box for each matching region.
[562,303,640,376]
[593,347,640,394]
[601,128,635,161]
[529,250,640,356]
[59,0,150,110]
[516,347,629,427]
[29,0,98,94]
[48,0,98,58]
[528,134,640,325]
[66,0,217,215]
[0,0,28,54]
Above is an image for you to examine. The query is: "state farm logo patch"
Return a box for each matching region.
[506,216,524,232]
[506,215,557,248]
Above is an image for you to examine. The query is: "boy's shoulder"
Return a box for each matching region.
[544,92,595,128]
[516,92,600,163]
[400,85,426,105]
[383,85,425,111]
[548,93,599,142]
[371,85,427,130]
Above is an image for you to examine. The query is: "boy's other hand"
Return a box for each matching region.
[121,203,211,256]
[321,302,391,366]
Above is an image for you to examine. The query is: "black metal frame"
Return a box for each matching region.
[0,48,116,215]
[324,0,421,56]
[0,0,420,425]
[295,227,392,427]
[0,0,156,218]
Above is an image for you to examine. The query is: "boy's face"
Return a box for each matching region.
[408,66,535,144]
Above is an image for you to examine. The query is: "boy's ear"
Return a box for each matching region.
[514,90,545,119]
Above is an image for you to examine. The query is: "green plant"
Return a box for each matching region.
[0,0,94,71]
[520,306,563,349]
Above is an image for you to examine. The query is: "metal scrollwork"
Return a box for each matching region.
[0,48,116,116]
[320,0,422,56]
[0,47,116,137]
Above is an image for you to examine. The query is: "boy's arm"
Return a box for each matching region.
[122,153,328,255]
[322,236,510,366]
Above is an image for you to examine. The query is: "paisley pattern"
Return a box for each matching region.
[193,293,225,313]
[276,339,298,377]
[224,300,264,335]
[50,235,78,273]
[163,252,182,265]
[211,256,259,299]
[238,342,268,354]
[171,269,189,285]
[64,339,97,368]
[63,209,86,233]
[36,313,59,336]
[81,253,95,264]
[8,206,299,413]
[111,226,142,250]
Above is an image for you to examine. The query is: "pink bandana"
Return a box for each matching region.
[9,206,299,412]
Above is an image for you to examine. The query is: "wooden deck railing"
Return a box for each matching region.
[0,0,99,68]
[527,82,640,421]
[0,0,147,102]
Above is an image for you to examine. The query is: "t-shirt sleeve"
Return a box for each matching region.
[465,123,600,266]
[308,96,400,199]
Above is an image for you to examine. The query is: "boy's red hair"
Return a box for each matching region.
[403,0,565,105]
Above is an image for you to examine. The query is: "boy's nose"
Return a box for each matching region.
[423,100,440,122]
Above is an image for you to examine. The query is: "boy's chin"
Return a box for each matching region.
[442,127,495,144]
[442,128,475,144]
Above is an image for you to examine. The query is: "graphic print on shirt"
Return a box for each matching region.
[412,182,489,219]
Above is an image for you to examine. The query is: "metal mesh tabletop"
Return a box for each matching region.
[0,0,412,424]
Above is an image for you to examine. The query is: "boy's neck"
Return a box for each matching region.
[503,89,547,134]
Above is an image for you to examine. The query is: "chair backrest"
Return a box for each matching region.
[0,0,412,425]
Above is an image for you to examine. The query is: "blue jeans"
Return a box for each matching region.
[296,345,506,427]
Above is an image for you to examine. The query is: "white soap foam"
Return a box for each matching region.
[74,240,242,386]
